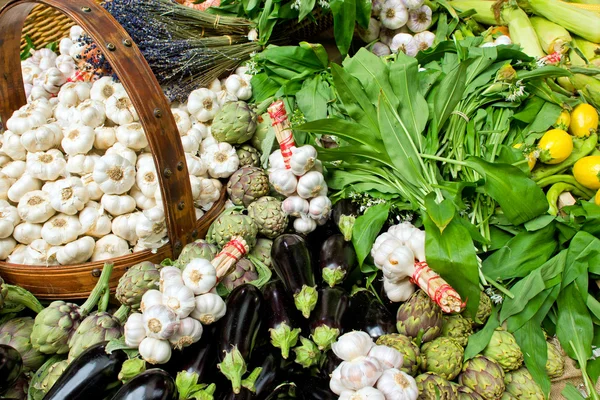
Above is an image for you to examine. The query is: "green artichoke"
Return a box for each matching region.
[28,355,64,400]
[236,144,261,168]
[420,337,464,380]
[248,196,288,239]
[482,329,523,372]
[222,258,258,291]
[37,359,69,396]
[0,317,46,371]
[0,275,6,309]
[459,355,506,400]
[441,314,473,347]
[116,261,160,310]
[251,113,277,153]
[249,238,272,267]
[415,372,458,399]
[504,368,545,400]
[545,339,564,379]
[457,385,485,400]
[212,101,257,144]
[500,394,518,400]
[376,334,421,376]
[396,290,443,344]
[208,210,258,248]
[67,308,127,361]
[176,239,219,269]
[227,167,270,207]
[472,292,492,326]
[31,301,84,355]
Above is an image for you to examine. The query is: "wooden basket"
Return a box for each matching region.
[20,3,78,51]
[0,0,226,299]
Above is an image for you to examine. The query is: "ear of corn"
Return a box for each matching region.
[530,16,572,54]
[526,0,600,43]
[569,74,600,108]
[572,36,600,66]
[502,6,545,58]
[561,0,600,5]
[448,1,502,25]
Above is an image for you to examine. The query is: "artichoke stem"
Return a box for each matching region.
[294,285,318,319]
[241,367,263,393]
[113,305,131,323]
[269,322,300,359]
[217,345,247,394]
[81,263,114,316]
[4,284,43,313]
[98,287,111,313]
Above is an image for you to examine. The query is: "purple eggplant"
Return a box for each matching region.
[109,369,176,400]
[271,234,318,319]
[0,344,22,395]
[318,350,343,381]
[294,376,336,400]
[343,290,396,340]
[262,280,303,359]
[309,287,348,350]
[249,346,284,399]
[217,388,253,400]
[162,325,218,382]
[318,234,357,287]
[217,284,264,394]
[332,199,358,241]
[264,383,295,400]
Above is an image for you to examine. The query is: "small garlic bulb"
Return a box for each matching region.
[368,345,404,370]
[332,331,375,361]
[12,222,42,245]
[139,337,172,365]
[162,283,196,319]
[105,92,138,125]
[339,387,386,400]
[282,196,310,217]
[50,177,90,215]
[116,123,148,151]
[308,196,332,220]
[17,190,55,224]
[124,313,146,347]
[401,0,423,9]
[182,258,217,295]
[339,356,383,391]
[187,88,220,122]
[269,169,298,196]
[383,277,415,302]
[380,0,409,29]
[330,365,351,395]
[406,229,425,262]
[358,18,382,43]
[191,293,226,324]
[160,266,184,291]
[41,214,82,246]
[93,154,136,195]
[26,150,67,181]
[413,31,435,52]
[143,304,180,340]
[94,126,117,150]
[289,145,318,176]
[169,317,203,350]
[406,5,432,33]
[141,289,163,312]
[387,221,418,243]
[91,234,131,261]
[382,246,415,283]
[390,33,418,57]
[296,171,327,199]
[372,42,392,57]
[376,368,419,399]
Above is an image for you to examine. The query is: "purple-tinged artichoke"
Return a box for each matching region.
[441,314,473,347]
[207,210,258,248]
[471,292,492,326]
[396,290,442,344]
[457,385,485,400]
[2,373,29,400]
[459,355,505,400]
[251,113,277,153]
[415,372,457,399]
[0,317,46,371]
[236,144,260,168]
[247,196,288,239]
[249,238,272,267]
[546,339,564,379]
[0,275,6,309]
[116,261,160,310]
[222,258,258,291]
[226,166,270,207]
[176,239,218,269]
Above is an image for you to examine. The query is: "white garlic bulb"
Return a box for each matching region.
[339,356,383,391]
[376,368,419,400]
[367,345,404,370]
[332,331,375,361]
[380,0,409,29]
[124,313,146,348]
[143,304,180,340]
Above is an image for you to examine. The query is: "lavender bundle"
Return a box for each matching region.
[103,0,260,101]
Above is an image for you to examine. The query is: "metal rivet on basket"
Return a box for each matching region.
[177,162,184,171]
[91,268,101,277]
[154,108,162,118]
[163,168,172,178]
[106,43,116,51]
[122,39,132,47]
[81,6,91,12]
[178,201,185,210]
[192,230,198,238]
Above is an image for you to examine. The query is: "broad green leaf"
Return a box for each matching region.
[513,321,551,396]
[507,285,560,333]
[298,0,316,21]
[500,269,546,323]
[586,294,600,322]
[556,282,593,360]
[343,48,398,109]
[250,73,281,103]
[298,119,381,148]
[524,215,555,231]
[465,157,548,225]
[355,0,371,28]
[517,66,571,80]
[513,96,546,123]
[424,194,455,233]
[389,53,428,150]
[331,63,379,134]
[424,201,480,318]
[528,102,562,133]
[317,146,392,166]
[296,76,328,122]
[482,224,557,280]
[327,170,393,191]
[563,231,599,289]
[299,42,330,68]
[377,91,423,186]
[464,307,499,360]
[562,384,587,400]
[257,45,327,74]
[417,69,442,97]
[352,203,390,266]
[465,46,498,85]
[330,0,356,56]
[433,60,469,129]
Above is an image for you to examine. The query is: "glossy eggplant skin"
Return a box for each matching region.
[0,344,22,395]
[318,234,357,286]
[318,350,343,381]
[294,376,336,400]
[43,342,127,400]
[271,235,315,295]
[217,284,264,362]
[217,388,253,400]
[264,383,295,400]
[343,290,396,340]
[249,346,284,399]
[163,325,217,382]
[306,222,339,265]
[109,369,176,400]
[310,287,348,334]
[262,280,302,331]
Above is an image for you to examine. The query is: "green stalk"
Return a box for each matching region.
[483,275,515,299]
[80,263,114,316]
[113,305,131,323]
[3,284,43,313]
[420,153,469,166]
[98,287,110,313]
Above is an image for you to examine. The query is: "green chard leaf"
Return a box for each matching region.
[296,76,329,122]
[352,203,390,266]
[464,307,500,360]
[556,282,593,361]
[330,0,356,56]
[513,320,551,397]
[433,59,469,129]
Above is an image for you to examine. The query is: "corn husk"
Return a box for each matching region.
[502,6,545,58]
[569,36,600,66]
[530,16,572,54]
[569,74,600,108]
[527,0,600,43]
[448,1,502,25]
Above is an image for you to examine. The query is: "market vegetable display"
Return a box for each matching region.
[1,0,600,399]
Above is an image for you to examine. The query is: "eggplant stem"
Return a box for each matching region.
[311,326,340,351]
[294,285,318,319]
[241,367,263,393]
[269,323,300,359]
[217,345,247,394]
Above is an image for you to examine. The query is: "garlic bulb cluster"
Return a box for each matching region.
[270,145,331,234]
[0,27,238,265]
[329,331,418,399]
[124,236,249,364]
[366,0,435,57]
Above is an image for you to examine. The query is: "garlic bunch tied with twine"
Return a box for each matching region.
[371,222,464,313]
[267,101,331,234]
[123,236,249,364]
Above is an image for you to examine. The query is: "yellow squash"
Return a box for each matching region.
[569,103,598,137]
[555,110,571,131]
[513,143,537,170]
[538,129,573,164]
[595,189,600,206]
[573,155,600,189]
